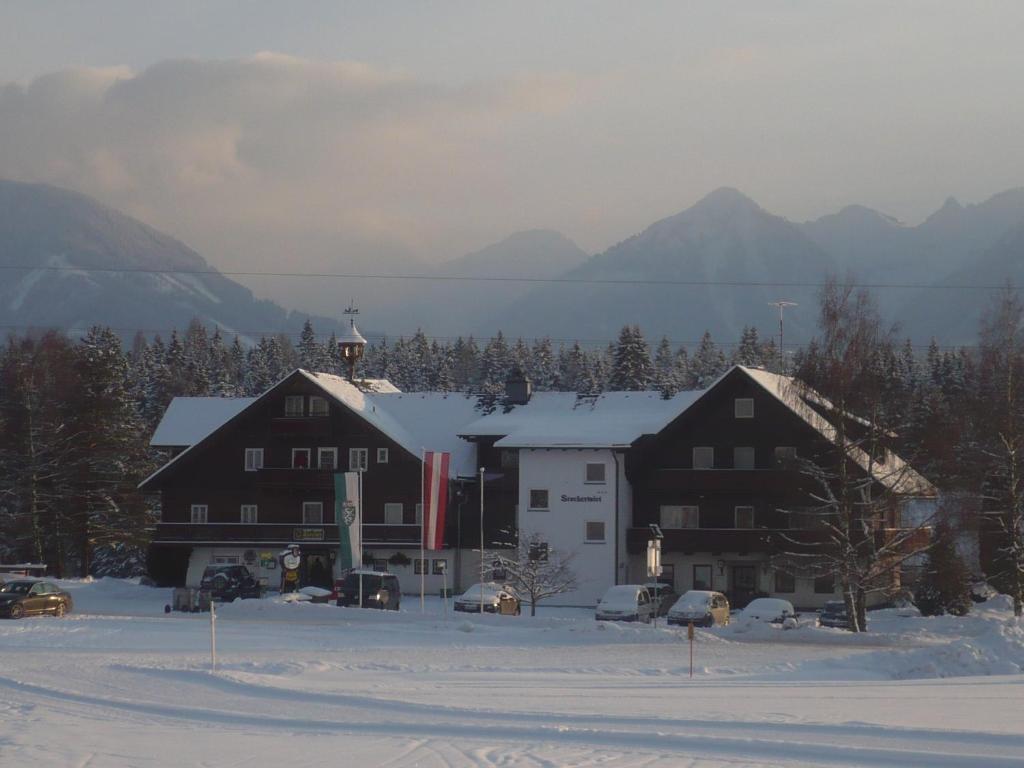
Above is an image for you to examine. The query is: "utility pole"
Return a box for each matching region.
[768,300,797,370]
[479,467,485,614]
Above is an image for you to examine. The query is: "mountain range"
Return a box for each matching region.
[2,178,1023,347]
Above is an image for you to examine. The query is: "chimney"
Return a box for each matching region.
[505,367,532,405]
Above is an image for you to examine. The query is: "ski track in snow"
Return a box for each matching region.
[1,580,1023,767]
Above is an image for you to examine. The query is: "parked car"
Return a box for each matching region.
[453,582,520,614]
[335,570,401,610]
[740,597,796,624]
[667,590,731,627]
[817,600,852,629]
[0,580,73,619]
[643,582,678,617]
[595,585,655,623]
[199,565,262,602]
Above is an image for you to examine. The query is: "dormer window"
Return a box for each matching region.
[309,396,328,417]
[734,398,754,418]
[284,395,304,417]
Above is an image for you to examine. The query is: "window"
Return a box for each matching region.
[774,446,797,467]
[733,447,755,470]
[317,447,338,470]
[814,574,836,594]
[529,541,549,561]
[384,503,404,525]
[349,448,368,471]
[528,489,549,510]
[415,503,423,526]
[309,396,328,417]
[284,395,304,417]
[244,448,264,472]
[377,447,389,464]
[240,504,258,524]
[432,559,448,575]
[692,446,714,469]
[735,505,755,528]
[734,398,754,418]
[660,505,698,529]
[302,501,323,524]
[292,448,310,469]
[774,570,795,593]
[190,504,208,524]
[693,565,712,590]
[585,462,606,484]
[414,558,427,575]
[584,521,606,542]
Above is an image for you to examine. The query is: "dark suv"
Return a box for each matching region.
[335,570,401,610]
[200,565,262,602]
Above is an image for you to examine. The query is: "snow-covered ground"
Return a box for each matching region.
[2,580,1023,767]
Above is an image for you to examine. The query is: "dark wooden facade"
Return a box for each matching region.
[143,372,477,585]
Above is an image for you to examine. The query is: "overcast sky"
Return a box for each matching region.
[2,1,1023,276]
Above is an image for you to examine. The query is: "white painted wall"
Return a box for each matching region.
[517,449,618,606]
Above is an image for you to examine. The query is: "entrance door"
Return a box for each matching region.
[731,565,757,609]
[304,553,332,589]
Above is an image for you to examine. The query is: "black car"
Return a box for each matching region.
[335,570,401,610]
[818,600,852,629]
[199,565,262,602]
[0,580,73,619]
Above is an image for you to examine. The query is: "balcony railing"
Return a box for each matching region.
[626,526,829,554]
[154,523,340,544]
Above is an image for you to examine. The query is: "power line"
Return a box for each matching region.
[0,323,980,351]
[0,263,1014,292]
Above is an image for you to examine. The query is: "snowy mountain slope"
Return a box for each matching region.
[383,229,590,336]
[896,220,1024,342]
[498,188,834,344]
[0,179,342,341]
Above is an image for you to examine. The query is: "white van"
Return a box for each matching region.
[595,585,655,623]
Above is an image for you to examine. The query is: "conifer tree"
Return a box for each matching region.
[916,521,972,617]
[610,325,653,391]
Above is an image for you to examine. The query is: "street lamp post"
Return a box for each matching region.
[479,466,486,614]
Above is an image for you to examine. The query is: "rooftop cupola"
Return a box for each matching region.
[339,303,367,381]
[505,366,533,405]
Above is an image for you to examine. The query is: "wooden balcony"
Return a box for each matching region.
[154,523,340,544]
[626,526,829,554]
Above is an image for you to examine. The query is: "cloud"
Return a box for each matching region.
[0,54,584,262]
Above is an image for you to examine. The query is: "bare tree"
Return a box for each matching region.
[496,531,578,616]
[975,287,1024,616]
[779,278,937,632]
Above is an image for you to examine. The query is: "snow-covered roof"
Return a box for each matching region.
[738,366,935,496]
[304,370,480,477]
[459,390,704,448]
[150,397,255,447]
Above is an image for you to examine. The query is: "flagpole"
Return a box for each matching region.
[420,448,426,613]
[358,467,363,609]
[479,466,485,614]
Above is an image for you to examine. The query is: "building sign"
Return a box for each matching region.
[292,527,325,541]
[561,494,602,503]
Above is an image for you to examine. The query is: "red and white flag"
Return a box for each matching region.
[422,451,450,550]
